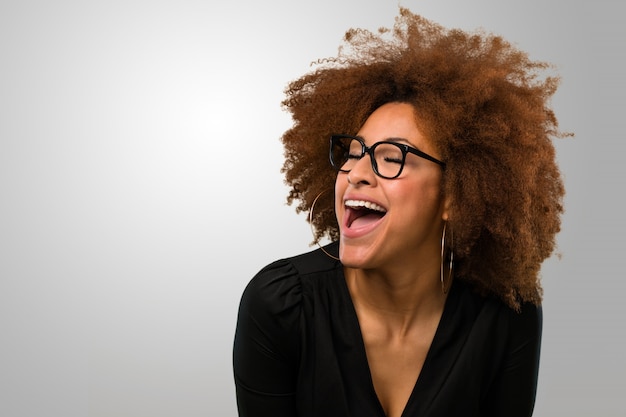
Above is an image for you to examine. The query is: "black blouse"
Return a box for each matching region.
[233,243,542,417]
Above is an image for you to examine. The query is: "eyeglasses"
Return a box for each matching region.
[329,134,446,179]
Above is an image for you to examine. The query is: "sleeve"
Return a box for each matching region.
[233,260,303,417]
[483,303,543,417]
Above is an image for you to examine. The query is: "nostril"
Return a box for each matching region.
[347,175,370,186]
[348,171,370,185]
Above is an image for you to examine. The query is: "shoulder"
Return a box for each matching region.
[505,301,543,344]
[458,280,542,318]
[239,242,341,320]
[452,281,542,342]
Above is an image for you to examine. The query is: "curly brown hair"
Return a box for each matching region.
[279,8,569,309]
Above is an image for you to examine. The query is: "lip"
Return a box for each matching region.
[340,194,387,239]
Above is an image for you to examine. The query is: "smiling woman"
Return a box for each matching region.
[233,7,567,417]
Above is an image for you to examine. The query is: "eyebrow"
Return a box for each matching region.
[386,137,414,145]
[359,135,423,150]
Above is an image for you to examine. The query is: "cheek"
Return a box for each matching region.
[334,176,346,219]
[390,179,443,217]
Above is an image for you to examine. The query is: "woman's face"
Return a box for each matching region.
[335,102,448,271]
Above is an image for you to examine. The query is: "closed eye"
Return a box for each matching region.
[383,157,403,164]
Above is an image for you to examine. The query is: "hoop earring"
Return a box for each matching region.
[309,189,340,261]
[440,221,454,294]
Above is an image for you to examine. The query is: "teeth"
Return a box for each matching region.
[345,200,387,213]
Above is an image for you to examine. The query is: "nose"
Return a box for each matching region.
[346,153,377,186]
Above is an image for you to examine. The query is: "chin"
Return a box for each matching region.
[338,239,380,269]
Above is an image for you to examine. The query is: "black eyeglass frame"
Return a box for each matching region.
[329,134,446,179]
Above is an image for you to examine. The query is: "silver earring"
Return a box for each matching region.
[309,189,340,261]
[440,221,454,294]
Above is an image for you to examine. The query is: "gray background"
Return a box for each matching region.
[1,0,623,416]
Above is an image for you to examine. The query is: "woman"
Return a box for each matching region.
[233,8,567,417]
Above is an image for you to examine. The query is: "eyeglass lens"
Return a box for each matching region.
[331,136,405,179]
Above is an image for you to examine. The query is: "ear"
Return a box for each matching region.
[441,195,451,222]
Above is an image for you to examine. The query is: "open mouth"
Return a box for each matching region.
[345,199,387,229]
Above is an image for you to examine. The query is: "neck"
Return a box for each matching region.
[345,259,448,335]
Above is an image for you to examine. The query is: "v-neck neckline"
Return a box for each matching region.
[337,268,460,417]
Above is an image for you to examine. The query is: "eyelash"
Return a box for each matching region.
[383,157,403,164]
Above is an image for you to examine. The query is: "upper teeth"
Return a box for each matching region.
[345,200,387,213]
